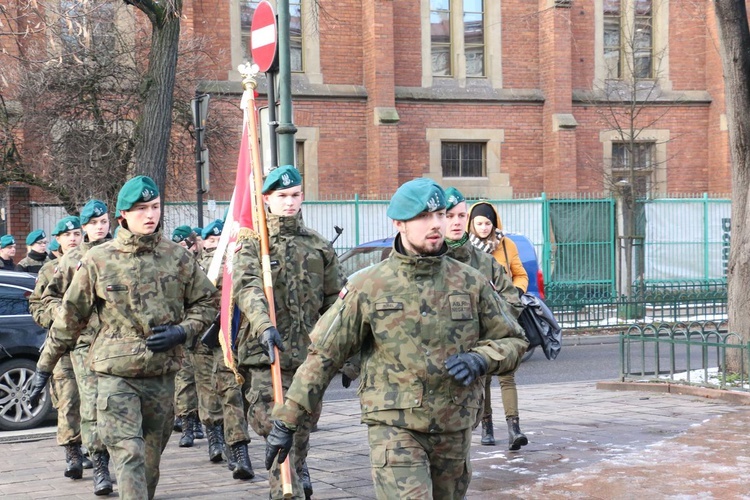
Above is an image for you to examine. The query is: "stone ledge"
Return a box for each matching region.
[596,380,750,405]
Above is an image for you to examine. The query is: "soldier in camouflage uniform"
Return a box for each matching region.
[0,234,16,269]
[28,216,84,479]
[266,178,529,500]
[35,200,114,495]
[28,176,218,500]
[443,187,529,450]
[16,229,51,273]
[233,165,344,500]
[170,225,203,446]
[197,219,254,479]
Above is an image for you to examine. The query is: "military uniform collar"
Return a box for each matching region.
[446,239,471,264]
[81,234,112,252]
[115,226,162,253]
[266,211,303,236]
[26,249,48,262]
[391,234,448,277]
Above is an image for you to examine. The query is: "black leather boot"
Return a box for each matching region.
[506,416,528,451]
[481,416,495,446]
[297,460,313,500]
[207,424,226,463]
[179,415,196,447]
[82,448,93,469]
[92,451,113,496]
[64,444,83,479]
[173,415,183,432]
[192,416,205,439]
[230,441,254,480]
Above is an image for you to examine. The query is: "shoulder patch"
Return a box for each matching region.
[53,266,59,274]
[338,286,348,300]
[76,261,83,271]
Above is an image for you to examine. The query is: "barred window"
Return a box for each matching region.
[441,142,486,178]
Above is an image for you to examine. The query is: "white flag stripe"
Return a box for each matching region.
[252,24,276,49]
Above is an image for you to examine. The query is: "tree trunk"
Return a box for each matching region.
[713,1,750,371]
[132,1,182,198]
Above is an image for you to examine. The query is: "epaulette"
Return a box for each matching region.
[236,228,260,243]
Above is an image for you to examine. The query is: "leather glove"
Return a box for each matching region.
[28,370,52,407]
[146,324,187,353]
[261,326,285,364]
[265,420,295,470]
[341,373,352,389]
[445,352,488,386]
[200,314,221,349]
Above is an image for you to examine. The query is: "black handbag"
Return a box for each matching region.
[517,293,562,360]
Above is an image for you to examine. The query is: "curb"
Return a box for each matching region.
[565,334,620,346]
[596,381,750,405]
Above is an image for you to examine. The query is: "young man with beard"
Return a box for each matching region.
[265,178,528,499]
[29,176,217,499]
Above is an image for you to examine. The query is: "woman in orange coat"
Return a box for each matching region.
[468,201,529,450]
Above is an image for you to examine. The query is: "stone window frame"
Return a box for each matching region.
[229,0,322,83]
[593,0,671,91]
[600,128,669,196]
[420,0,503,89]
[425,128,512,198]
[295,126,319,199]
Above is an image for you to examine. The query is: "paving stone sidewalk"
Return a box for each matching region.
[1,381,749,499]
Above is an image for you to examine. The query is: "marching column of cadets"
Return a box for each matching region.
[21,169,529,499]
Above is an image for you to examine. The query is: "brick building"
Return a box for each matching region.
[0,0,735,256]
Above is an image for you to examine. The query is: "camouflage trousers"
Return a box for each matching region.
[70,346,104,453]
[174,353,198,418]
[483,372,519,420]
[367,424,472,500]
[241,366,320,500]
[97,373,175,500]
[190,344,250,445]
[50,352,81,446]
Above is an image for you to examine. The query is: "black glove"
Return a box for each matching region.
[28,370,52,407]
[146,324,187,353]
[516,286,525,298]
[341,373,352,388]
[445,352,488,386]
[261,326,285,364]
[265,420,295,470]
[200,314,221,349]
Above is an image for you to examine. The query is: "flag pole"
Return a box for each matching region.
[239,64,294,498]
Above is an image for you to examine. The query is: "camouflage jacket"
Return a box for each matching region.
[15,250,51,274]
[29,259,57,328]
[37,228,218,378]
[448,240,524,319]
[38,237,111,356]
[273,235,529,433]
[199,247,223,290]
[233,212,344,371]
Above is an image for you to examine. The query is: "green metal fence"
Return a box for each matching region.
[620,321,750,392]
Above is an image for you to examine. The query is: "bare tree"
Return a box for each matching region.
[712,0,750,368]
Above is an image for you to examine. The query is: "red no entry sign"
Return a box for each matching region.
[251,1,278,73]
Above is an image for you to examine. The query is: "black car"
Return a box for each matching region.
[0,269,53,431]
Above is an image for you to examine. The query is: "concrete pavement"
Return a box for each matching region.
[1,380,750,499]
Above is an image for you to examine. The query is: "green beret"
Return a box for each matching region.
[202,219,223,239]
[192,227,203,238]
[0,234,15,248]
[80,199,108,225]
[387,178,446,221]
[26,229,46,246]
[172,225,193,243]
[116,175,159,212]
[52,216,81,236]
[48,239,60,252]
[262,165,302,194]
[444,187,466,211]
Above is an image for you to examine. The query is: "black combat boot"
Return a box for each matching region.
[481,416,495,446]
[206,424,226,463]
[82,448,93,469]
[192,416,205,439]
[173,415,183,432]
[297,460,313,500]
[229,441,254,480]
[506,416,528,451]
[64,444,84,479]
[92,451,113,496]
[179,415,196,447]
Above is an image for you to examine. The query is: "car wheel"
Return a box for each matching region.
[521,346,536,363]
[0,358,53,431]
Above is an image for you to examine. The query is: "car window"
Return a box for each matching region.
[0,284,32,316]
[341,247,389,277]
